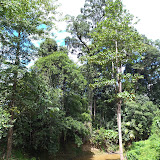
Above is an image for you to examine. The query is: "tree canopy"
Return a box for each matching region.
[0,0,160,160]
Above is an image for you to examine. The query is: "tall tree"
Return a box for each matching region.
[124,36,160,106]
[65,1,110,120]
[125,37,160,103]
[0,0,58,158]
[65,0,109,56]
[88,1,144,159]
[34,51,90,151]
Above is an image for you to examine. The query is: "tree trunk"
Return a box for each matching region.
[117,98,124,160]
[6,88,16,159]
[6,31,20,159]
[6,112,14,160]
[87,88,93,133]
[117,65,124,160]
[89,89,93,117]
[116,40,124,160]
[6,80,17,159]
[93,97,96,119]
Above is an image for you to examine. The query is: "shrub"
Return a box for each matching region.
[0,107,11,139]
[90,128,118,152]
[122,95,158,143]
[127,116,160,160]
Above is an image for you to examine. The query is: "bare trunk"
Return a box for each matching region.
[93,97,96,119]
[115,40,124,160]
[112,61,115,79]
[6,85,16,159]
[89,89,93,117]
[6,112,14,160]
[89,100,93,117]
[117,87,124,160]
[88,89,93,132]
[6,92,15,159]
[62,76,67,109]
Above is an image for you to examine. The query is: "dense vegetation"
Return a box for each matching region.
[0,0,160,160]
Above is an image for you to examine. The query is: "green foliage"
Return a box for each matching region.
[64,116,89,136]
[0,0,58,66]
[38,38,58,57]
[8,150,36,160]
[35,51,87,91]
[66,15,91,55]
[88,0,144,89]
[66,0,109,55]
[0,1,59,157]
[0,107,11,139]
[11,52,89,155]
[122,95,159,143]
[125,37,160,103]
[63,116,90,148]
[90,128,118,151]
[81,112,92,123]
[1,0,160,158]
[151,116,160,136]
[127,116,160,160]
[74,135,83,148]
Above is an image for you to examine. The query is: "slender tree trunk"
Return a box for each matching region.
[6,73,17,159]
[6,31,20,159]
[89,89,93,117]
[62,76,67,110]
[115,40,124,160]
[93,97,96,119]
[88,89,93,132]
[6,128,13,159]
[6,111,14,160]
[86,64,94,133]
[117,80,124,160]
[6,82,16,159]
[112,61,115,79]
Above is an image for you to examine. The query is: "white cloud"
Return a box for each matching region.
[58,0,85,17]
[123,0,160,40]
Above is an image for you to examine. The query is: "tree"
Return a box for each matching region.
[122,95,159,144]
[38,38,58,57]
[35,51,87,109]
[12,70,66,155]
[124,37,160,106]
[34,51,90,151]
[88,1,144,159]
[126,116,160,160]
[0,0,58,158]
[65,0,110,56]
[65,0,114,124]
[81,0,109,28]
[0,107,11,140]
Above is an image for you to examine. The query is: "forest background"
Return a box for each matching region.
[0,0,160,160]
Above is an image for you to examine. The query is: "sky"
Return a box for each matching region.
[57,0,160,41]
[52,0,160,64]
[29,0,160,67]
[123,0,160,40]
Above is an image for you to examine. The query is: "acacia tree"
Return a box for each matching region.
[88,1,144,159]
[0,0,58,158]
